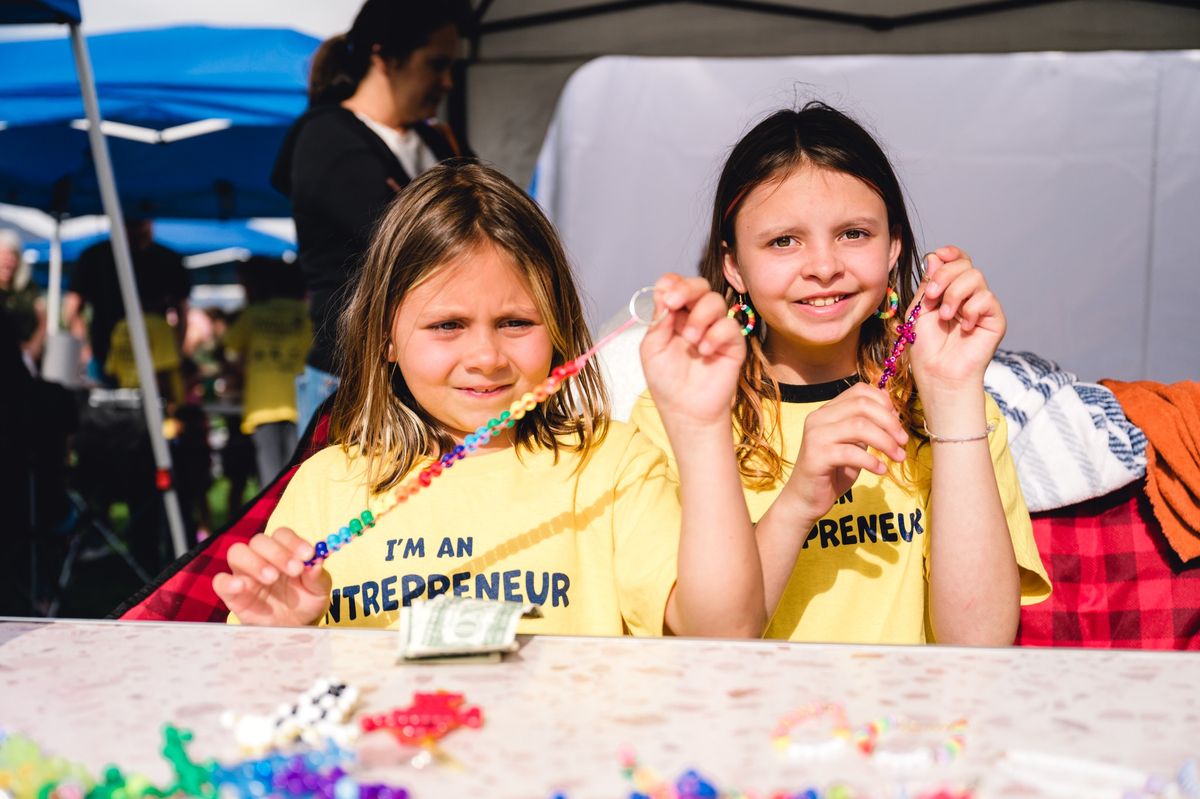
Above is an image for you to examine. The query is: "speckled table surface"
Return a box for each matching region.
[1,617,1197,798]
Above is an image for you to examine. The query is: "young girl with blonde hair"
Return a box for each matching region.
[215,162,764,638]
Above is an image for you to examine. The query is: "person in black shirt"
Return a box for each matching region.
[62,218,189,384]
[271,0,472,433]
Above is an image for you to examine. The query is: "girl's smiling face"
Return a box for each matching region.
[388,240,554,451]
[723,164,901,384]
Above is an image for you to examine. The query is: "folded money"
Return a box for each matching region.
[396,595,540,663]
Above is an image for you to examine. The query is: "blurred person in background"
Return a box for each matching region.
[271,0,473,433]
[63,218,189,385]
[224,257,311,488]
[0,229,46,375]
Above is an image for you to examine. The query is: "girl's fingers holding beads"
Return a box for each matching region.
[212,571,254,611]
[226,539,276,587]
[298,559,333,599]
[652,272,692,313]
[248,531,304,578]
[271,527,316,573]
[958,289,1005,335]
[829,443,890,476]
[684,290,730,346]
[935,266,986,321]
[697,312,744,358]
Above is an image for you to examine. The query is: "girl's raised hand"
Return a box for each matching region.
[639,273,747,430]
[909,246,1006,391]
[212,528,332,627]
[782,383,909,522]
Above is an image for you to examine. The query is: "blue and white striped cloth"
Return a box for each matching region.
[985,350,1147,512]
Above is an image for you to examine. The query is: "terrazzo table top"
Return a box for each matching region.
[1,617,1197,798]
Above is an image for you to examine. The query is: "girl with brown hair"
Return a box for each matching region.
[215,162,765,638]
[631,103,1050,645]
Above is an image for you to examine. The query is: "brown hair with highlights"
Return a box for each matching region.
[332,161,609,493]
[700,102,927,489]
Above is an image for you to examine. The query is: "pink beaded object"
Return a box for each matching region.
[877,297,922,390]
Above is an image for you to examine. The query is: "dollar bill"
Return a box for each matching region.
[396,595,539,663]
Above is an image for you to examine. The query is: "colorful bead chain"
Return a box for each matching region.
[876,299,922,390]
[305,283,695,567]
[305,358,583,566]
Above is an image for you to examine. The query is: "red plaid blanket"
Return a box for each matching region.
[113,409,332,623]
[1017,483,1200,649]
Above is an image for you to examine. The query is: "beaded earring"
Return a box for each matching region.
[874,287,900,320]
[726,293,757,337]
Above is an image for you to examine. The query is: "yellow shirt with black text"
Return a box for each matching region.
[254,422,681,636]
[224,298,311,434]
[628,384,1050,644]
[105,313,183,401]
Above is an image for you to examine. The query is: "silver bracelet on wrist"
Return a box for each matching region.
[924,419,997,443]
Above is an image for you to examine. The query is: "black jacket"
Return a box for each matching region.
[271,105,468,373]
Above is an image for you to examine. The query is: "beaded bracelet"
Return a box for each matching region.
[771,702,853,762]
[865,717,967,772]
[923,420,997,444]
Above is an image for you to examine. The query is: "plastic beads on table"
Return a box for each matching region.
[211,742,410,799]
[877,300,922,390]
[304,359,583,567]
[222,678,361,755]
[359,691,483,746]
[618,748,860,799]
[771,703,853,762]
[0,733,94,799]
[867,718,966,772]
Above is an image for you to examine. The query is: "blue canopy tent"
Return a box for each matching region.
[0,6,315,559]
[23,220,296,270]
[0,26,318,218]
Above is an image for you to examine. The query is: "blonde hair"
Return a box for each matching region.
[0,229,31,292]
[701,104,928,490]
[332,162,610,494]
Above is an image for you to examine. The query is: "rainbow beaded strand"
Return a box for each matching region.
[305,358,584,567]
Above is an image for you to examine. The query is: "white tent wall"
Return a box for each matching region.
[465,0,1200,186]
[526,51,1200,383]
[460,2,1200,384]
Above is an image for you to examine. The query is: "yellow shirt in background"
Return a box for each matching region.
[105,313,183,402]
[261,423,682,637]
[629,389,1050,644]
[224,298,311,434]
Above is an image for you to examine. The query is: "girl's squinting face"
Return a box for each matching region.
[389,241,554,451]
[724,165,900,384]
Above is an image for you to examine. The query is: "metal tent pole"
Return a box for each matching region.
[68,23,188,560]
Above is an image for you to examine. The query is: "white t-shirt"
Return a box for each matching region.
[355,112,438,180]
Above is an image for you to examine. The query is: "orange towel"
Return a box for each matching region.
[1101,380,1200,563]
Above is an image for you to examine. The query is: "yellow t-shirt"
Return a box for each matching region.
[628,383,1051,644]
[105,313,183,401]
[259,422,681,636]
[224,298,311,433]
